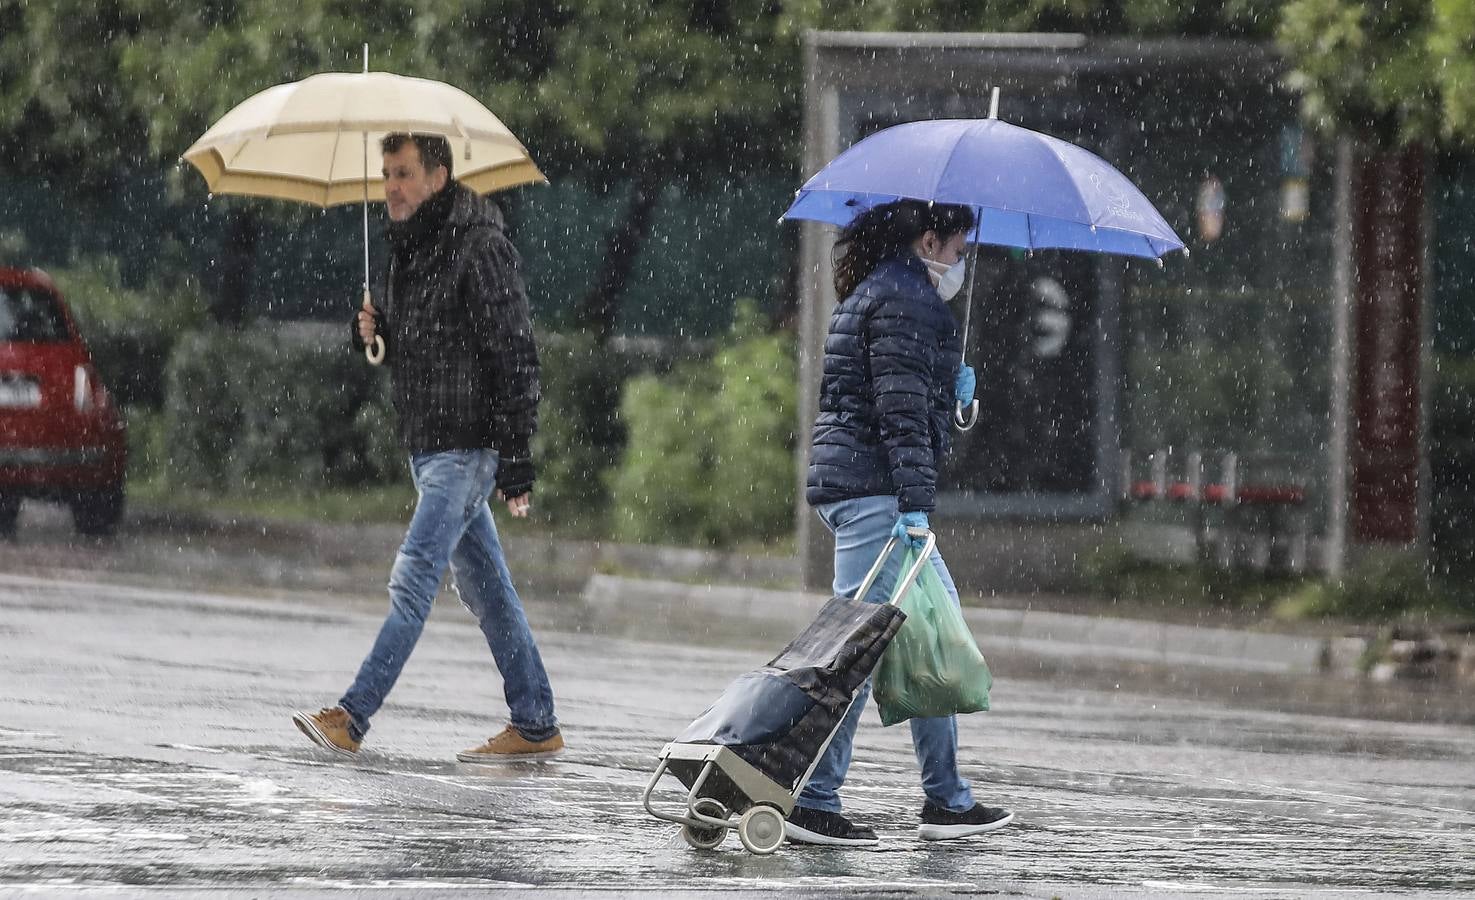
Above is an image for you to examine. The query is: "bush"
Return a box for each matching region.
[1273,554,1471,621]
[533,332,638,529]
[124,406,169,483]
[347,392,405,485]
[1081,543,1306,610]
[608,301,796,547]
[704,306,800,543]
[533,330,710,533]
[164,328,247,486]
[47,249,207,409]
[162,324,394,491]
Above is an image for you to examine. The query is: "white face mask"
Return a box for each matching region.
[921,255,967,301]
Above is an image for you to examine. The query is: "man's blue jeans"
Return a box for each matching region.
[798,494,975,814]
[339,449,557,743]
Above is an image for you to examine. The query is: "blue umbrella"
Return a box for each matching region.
[781,116,1184,259]
[782,97,1184,426]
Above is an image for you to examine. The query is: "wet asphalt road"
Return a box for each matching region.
[1,515,1474,897]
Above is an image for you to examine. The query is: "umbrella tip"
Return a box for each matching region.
[1156,257,1166,269]
[989,86,1000,119]
[1182,248,1191,259]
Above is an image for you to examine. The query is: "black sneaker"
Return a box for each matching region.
[784,806,880,847]
[918,802,1014,841]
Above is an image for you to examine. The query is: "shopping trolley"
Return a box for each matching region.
[640,529,934,854]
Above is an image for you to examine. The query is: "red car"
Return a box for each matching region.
[0,267,127,536]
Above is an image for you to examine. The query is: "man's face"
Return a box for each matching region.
[382,143,447,222]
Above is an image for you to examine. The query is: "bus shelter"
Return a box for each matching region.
[795,32,1423,593]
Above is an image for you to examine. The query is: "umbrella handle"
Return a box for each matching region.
[365,335,386,366]
[954,399,979,431]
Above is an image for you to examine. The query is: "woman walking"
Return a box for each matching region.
[789,200,1014,847]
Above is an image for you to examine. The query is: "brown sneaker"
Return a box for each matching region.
[292,707,361,755]
[457,724,564,763]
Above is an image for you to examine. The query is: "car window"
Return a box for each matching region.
[0,286,71,342]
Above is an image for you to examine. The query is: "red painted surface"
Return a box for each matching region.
[1348,148,1426,544]
[0,268,127,494]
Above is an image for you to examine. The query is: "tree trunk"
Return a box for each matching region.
[575,165,665,343]
[213,209,259,324]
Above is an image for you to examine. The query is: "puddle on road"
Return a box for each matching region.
[2,735,1472,895]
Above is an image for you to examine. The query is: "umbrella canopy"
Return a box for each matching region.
[781,117,1183,259]
[182,70,545,206]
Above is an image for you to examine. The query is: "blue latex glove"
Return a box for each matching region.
[891,511,930,546]
[955,363,976,407]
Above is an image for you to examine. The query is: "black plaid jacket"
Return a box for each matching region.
[363,183,540,484]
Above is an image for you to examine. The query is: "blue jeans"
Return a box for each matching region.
[339,449,558,743]
[798,494,975,814]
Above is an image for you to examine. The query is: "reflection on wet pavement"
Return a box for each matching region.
[1,572,1472,897]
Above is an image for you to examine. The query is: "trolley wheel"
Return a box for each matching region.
[737,804,786,855]
[680,798,728,850]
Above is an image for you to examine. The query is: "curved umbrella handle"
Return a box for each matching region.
[954,399,979,431]
[365,335,386,366]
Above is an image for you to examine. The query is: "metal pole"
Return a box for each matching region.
[960,208,983,357]
[953,209,984,429]
[362,43,369,298]
[360,43,385,365]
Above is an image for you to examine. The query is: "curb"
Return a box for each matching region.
[582,573,1328,675]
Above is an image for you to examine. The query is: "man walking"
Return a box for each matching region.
[292,132,562,762]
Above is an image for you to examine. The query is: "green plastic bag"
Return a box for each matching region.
[873,547,992,726]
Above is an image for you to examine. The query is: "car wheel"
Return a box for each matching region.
[0,494,18,538]
[73,485,124,537]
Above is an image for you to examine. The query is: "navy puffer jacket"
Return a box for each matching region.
[806,254,962,513]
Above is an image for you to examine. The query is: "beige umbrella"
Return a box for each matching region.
[182,50,545,363]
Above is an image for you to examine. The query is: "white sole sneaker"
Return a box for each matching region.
[291,712,358,756]
[783,821,880,848]
[455,747,564,763]
[917,811,1014,841]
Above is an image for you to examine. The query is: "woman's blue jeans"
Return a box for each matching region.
[339,449,557,742]
[798,494,975,814]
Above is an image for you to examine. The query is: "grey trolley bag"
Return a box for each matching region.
[641,529,935,854]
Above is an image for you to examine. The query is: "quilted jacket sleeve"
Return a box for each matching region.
[865,293,940,512]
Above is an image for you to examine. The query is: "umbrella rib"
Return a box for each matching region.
[930,123,974,205]
[1036,137,1105,225]
[222,142,250,170]
[328,126,345,201]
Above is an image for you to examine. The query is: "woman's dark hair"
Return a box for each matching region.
[832,200,974,298]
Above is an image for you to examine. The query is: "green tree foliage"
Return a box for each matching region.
[1429,0,1475,139]
[1276,0,1475,146]
[0,0,1303,329]
[1277,0,1443,145]
[0,0,152,181]
[115,0,572,166]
